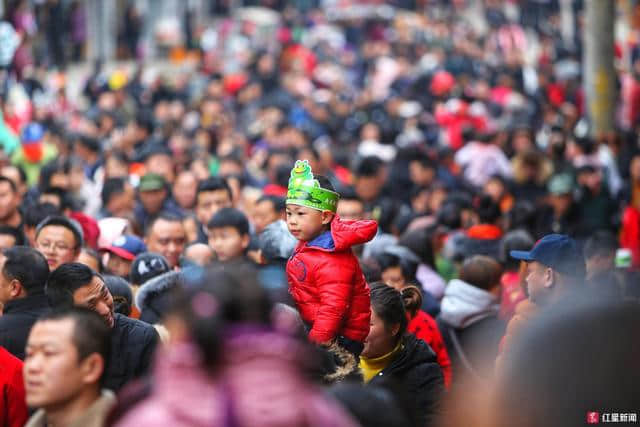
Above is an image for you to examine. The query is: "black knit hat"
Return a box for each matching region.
[130,252,171,286]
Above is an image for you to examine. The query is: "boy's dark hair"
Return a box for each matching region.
[584,230,618,259]
[459,255,503,291]
[102,177,128,208]
[36,215,84,249]
[256,195,286,213]
[46,262,103,309]
[354,156,384,178]
[24,203,62,228]
[315,175,336,193]
[0,175,17,193]
[369,282,408,338]
[196,176,232,201]
[2,165,27,186]
[144,212,184,236]
[409,150,436,170]
[376,253,418,283]
[0,225,25,246]
[2,246,49,295]
[37,307,111,380]
[207,207,249,236]
[339,186,361,202]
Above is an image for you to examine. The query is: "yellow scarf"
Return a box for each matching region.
[359,341,402,383]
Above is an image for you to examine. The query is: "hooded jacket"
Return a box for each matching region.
[286,216,377,344]
[437,279,505,381]
[368,334,444,427]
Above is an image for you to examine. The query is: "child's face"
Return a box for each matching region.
[285,204,333,242]
[207,226,249,262]
[381,266,406,290]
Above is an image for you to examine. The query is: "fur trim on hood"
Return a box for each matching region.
[135,271,184,313]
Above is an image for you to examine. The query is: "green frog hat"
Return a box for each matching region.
[286,160,340,213]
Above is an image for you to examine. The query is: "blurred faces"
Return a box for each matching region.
[354,175,383,203]
[252,199,282,234]
[77,250,100,272]
[24,319,104,410]
[381,266,406,291]
[0,233,17,251]
[183,243,215,266]
[285,204,332,242]
[337,199,365,221]
[139,188,167,215]
[72,275,115,328]
[173,172,198,210]
[0,253,20,305]
[0,180,20,222]
[361,308,399,359]
[145,219,186,268]
[409,161,435,187]
[107,183,135,217]
[35,226,79,270]
[207,226,249,262]
[145,153,174,183]
[196,190,232,226]
[106,254,132,279]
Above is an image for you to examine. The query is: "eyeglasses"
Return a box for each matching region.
[37,240,73,253]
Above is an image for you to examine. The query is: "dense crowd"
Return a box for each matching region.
[0,0,639,426]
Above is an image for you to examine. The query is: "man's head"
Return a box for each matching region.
[144,149,175,183]
[144,214,186,268]
[207,208,250,262]
[576,165,602,194]
[102,177,135,217]
[511,234,585,306]
[547,173,574,215]
[23,203,62,247]
[1,165,27,196]
[0,246,49,306]
[35,216,84,270]
[336,187,365,221]
[24,308,111,410]
[195,176,233,226]
[182,243,215,267]
[459,255,503,294]
[38,187,71,212]
[353,156,386,203]
[376,252,418,291]
[46,263,115,328]
[0,225,25,250]
[408,152,436,187]
[583,231,618,279]
[253,195,285,234]
[0,176,21,223]
[138,173,168,215]
[103,235,147,279]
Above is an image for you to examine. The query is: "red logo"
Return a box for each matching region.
[587,412,600,424]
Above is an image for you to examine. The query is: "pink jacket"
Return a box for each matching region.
[115,329,358,427]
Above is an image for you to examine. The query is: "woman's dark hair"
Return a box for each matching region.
[369,282,408,340]
[500,230,534,270]
[400,285,423,318]
[169,264,273,369]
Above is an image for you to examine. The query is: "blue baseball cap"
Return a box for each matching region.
[510,234,585,277]
[104,235,147,261]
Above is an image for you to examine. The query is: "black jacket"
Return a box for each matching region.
[105,313,159,391]
[369,334,444,427]
[0,293,50,359]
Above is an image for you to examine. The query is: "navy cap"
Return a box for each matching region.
[103,235,147,261]
[510,234,585,277]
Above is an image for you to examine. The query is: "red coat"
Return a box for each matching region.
[0,346,27,427]
[408,310,452,388]
[287,216,377,344]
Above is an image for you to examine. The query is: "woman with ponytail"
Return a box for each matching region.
[401,286,452,388]
[360,282,444,427]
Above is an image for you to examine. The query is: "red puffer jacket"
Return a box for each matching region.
[287,216,377,344]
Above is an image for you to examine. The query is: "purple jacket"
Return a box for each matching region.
[115,329,358,427]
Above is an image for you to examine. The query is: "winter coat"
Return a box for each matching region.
[136,271,184,325]
[461,224,503,260]
[105,314,159,391]
[495,299,538,374]
[620,205,640,269]
[437,279,505,382]
[115,330,359,427]
[287,216,377,344]
[408,310,452,388]
[25,390,115,427]
[0,346,27,427]
[368,334,444,427]
[0,293,50,360]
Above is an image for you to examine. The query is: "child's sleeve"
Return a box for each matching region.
[308,257,354,344]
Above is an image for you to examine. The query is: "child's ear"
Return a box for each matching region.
[321,211,335,226]
[241,234,250,250]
